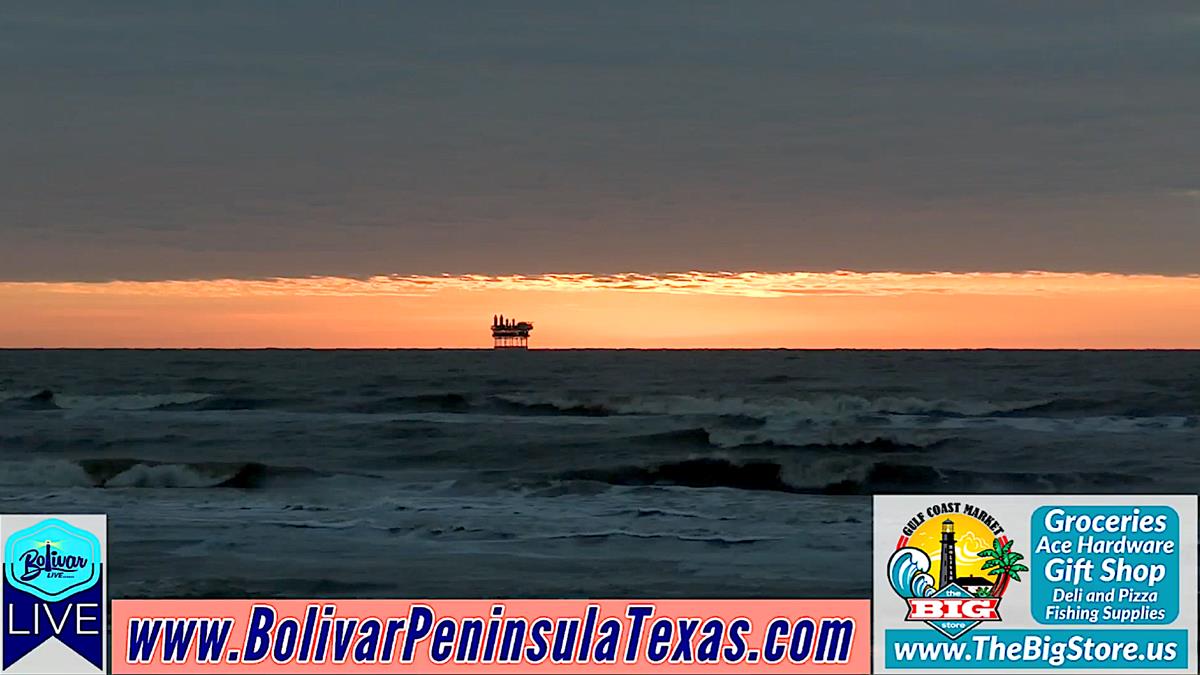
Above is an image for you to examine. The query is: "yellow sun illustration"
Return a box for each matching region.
[907,514,997,587]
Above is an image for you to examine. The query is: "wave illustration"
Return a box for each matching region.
[888,548,936,598]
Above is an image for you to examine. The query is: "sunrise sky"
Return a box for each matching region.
[4,271,1199,348]
[3,3,1199,348]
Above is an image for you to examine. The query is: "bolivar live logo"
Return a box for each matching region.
[1,515,106,675]
[886,502,1024,640]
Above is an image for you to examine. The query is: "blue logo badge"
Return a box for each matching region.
[4,519,100,603]
[3,515,105,672]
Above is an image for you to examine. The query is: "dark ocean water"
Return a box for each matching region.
[1,350,1197,598]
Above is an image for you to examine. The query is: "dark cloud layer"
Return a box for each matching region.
[3,1,1198,281]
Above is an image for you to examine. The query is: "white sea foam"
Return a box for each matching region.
[0,459,92,487]
[104,463,224,488]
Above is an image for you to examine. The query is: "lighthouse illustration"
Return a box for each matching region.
[886,508,1016,641]
[939,518,957,589]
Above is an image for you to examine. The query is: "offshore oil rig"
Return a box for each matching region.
[491,314,533,349]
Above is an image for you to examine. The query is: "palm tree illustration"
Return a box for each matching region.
[976,538,1028,597]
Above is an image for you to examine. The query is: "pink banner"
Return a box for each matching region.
[112,599,869,674]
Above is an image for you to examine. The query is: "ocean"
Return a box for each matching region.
[1,350,1196,599]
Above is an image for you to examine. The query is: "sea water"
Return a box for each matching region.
[0,349,1196,598]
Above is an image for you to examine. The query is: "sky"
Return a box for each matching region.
[2,2,1199,347]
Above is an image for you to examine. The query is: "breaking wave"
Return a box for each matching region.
[7,388,1190,431]
[622,427,943,453]
[49,392,215,411]
[0,390,288,412]
[0,389,63,411]
[152,396,286,411]
[565,458,797,493]
[350,393,473,414]
[998,394,1200,418]
[560,456,1144,495]
[812,461,1142,495]
[492,393,1054,421]
[0,458,325,489]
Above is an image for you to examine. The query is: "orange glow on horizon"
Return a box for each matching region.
[1,271,1198,348]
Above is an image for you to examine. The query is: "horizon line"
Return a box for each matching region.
[4,346,1200,352]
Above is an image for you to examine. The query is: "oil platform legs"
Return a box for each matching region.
[491,315,533,349]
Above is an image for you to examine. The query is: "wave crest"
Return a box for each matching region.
[559,456,1144,495]
[0,458,319,489]
[493,393,1053,422]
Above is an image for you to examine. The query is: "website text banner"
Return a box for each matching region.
[112,599,868,674]
[873,495,1197,674]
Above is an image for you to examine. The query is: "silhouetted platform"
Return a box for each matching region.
[491,315,533,349]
